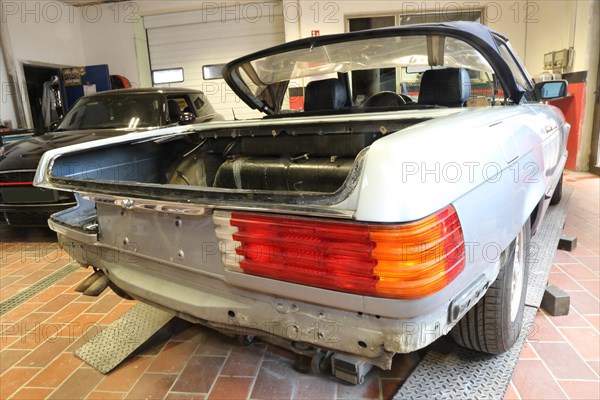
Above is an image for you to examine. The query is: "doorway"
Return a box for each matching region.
[23,64,64,135]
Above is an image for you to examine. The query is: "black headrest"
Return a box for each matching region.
[167,99,181,121]
[418,68,471,107]
[304,78,347,112]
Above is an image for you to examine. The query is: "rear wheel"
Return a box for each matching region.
[451,221,530,354]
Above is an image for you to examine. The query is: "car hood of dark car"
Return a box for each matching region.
[0,128,139,171]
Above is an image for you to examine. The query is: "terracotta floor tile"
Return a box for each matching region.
[0,284,29,301]
[548,307,593,328]
[194,330,233,357]
[528,311,565,342]
[207,376,253,400]
[172,356,225,393]
[127,373,177,400]
[250,359,299,400]
[171,325,205,342]
[588,360,600,377]
[12,312,53,336]
[147,340,199,374]
[28,285,71,303]
[95,355,153,392]
[0,349,29,374]
[47,367,104,400]
[558,380,600,400]
[1,302,44,325]
[54,269,91,286]
[572,244,599,258]
[579,279,600,299]
[503,382,521,400]
[291,375,337,400]
[511,359,566,400]
[8,387,53,400]
[548,270,585,291]
[220,344,265,377]
[519,342,539,360]
[568,290,600,315]
[36,293,78,313]
[559,263,599,281]
[0,274,24,288]
[262,344,297,362]
[0,367,41,399]
[85,293,123,314]
[532,342,597,380]
[16,269,56,285]
[166,393,207,400]
[56,313,104,338]
[586,315,600,332]
[86,390,126,400]
[0,335,21,349]
[16,336,71,367]
[554,250,577,264]
[98,303,136,325]
[574,256,600,272]
[27,352,84,388]
[559,327,600,361]
[46,302,90,324]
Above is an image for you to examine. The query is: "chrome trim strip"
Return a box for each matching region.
[82,192,355,219]
[0,169,37,174]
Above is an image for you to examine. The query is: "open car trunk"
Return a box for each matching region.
[45,114,433,203]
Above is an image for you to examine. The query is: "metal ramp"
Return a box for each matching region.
[75,302,182,373]
[394,187,572,400]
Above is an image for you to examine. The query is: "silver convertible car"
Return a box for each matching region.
[35,22,568,381]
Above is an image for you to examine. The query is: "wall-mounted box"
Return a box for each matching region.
[543,49,571,70]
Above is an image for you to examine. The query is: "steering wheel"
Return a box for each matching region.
[362,91,406,108]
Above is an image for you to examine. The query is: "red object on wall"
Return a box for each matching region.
[548,79,587,171]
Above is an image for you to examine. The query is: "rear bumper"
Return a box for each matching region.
[51,218,459,367]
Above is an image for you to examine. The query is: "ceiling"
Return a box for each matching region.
[58,0,266,16]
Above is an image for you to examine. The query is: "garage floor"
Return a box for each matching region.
[1,171,598,400]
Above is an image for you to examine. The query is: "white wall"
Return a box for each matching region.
[79,2,141,87]
[1,0,86,128]
[0,43,16,127]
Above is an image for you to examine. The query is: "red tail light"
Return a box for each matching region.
[214,206,465,299]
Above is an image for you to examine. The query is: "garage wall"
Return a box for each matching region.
[78,3,141,87]
[145,3,285,120]
[0,0,86,128]
[0,44,16,127]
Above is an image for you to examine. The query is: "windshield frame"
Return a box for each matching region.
[224,22,524,115]
[56,92,164,132]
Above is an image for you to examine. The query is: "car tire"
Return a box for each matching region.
[550,173,563,205]
[451,220,530,354]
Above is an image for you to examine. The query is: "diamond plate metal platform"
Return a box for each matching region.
[75,302,176,373]
[0,261,81,316]
[395,187,572,400]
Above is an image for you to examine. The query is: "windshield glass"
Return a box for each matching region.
[57,93,163,131]
[235,34,499,114]
[250,35,493,85]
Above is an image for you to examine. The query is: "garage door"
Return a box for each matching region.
[145,3,285,120]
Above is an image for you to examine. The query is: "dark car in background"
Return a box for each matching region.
[0,88,222,226]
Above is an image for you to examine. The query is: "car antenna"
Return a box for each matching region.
[231,108,239,121]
